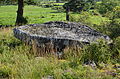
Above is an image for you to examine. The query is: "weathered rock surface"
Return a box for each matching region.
[13,21,112,52]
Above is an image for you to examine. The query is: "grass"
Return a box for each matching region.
[0,5,110,26]
[0,5,120,79]
[0,5,66,25]
[53,3,65,6]
[0,5,109,26]
[0,27,119,79]
[87,16,109,25]
[70,12,110,26]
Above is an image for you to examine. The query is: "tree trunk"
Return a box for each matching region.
[66,6,70,21]
[16,0,27,25]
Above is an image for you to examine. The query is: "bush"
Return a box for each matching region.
[95,0,119,15]
[63,41,111,65]
[82,40,113,64]
[70,11,91,23]
[0,64,12,78]
[114,37,120,62]
[106,19,120,38]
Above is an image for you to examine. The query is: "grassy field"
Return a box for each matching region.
[0,27,119,79]
[0,5,120,79]
[0,5,66,25]
[0,5,111,26]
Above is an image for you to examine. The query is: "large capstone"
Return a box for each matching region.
[13,21,112,52]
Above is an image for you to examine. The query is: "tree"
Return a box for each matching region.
[16,0,27,25]
[96,0,119,15]
[63,0,96,12]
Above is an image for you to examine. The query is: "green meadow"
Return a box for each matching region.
[0,3,120,79]
[0,27,119,79]
[0,5,110,26]
[0,5,66,25]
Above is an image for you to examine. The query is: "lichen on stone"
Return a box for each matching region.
[13,21,112,53]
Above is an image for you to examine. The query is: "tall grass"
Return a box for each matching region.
[0,5,120,79]
[0,27,119,79]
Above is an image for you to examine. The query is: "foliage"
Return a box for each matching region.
[69,11,110,26]
[0,0,120,78]
[92,18,120,39]
[0,0,64,6]
[0,0,17,5]
[0,28,118,78]
[63,0,96,12]
[82,40,112,64]
[0,27,118,79]
[63,38,120,65]
[95,0,120,15]
[0,64,12,78]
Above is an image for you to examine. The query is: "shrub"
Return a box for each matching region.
[70,11,91,23]
[82,40,112,64]
[113,37,120,62]
[0,64,12,78]
[95,0,119,15]
[69,11,107,26]
[64,38,120,65]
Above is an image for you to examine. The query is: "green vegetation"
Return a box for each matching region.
[63,0,96,12]
[70,11,110,26]
[0,0,120,78]
[0,5,66,25]
[0,27,120,79]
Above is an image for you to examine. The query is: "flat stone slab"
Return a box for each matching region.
[13,21,112,52]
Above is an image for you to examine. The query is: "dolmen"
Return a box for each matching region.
[13,21,112,54]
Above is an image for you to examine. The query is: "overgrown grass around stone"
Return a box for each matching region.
[0,27,120,79]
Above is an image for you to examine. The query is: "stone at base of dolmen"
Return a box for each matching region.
[13,21,112,54]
